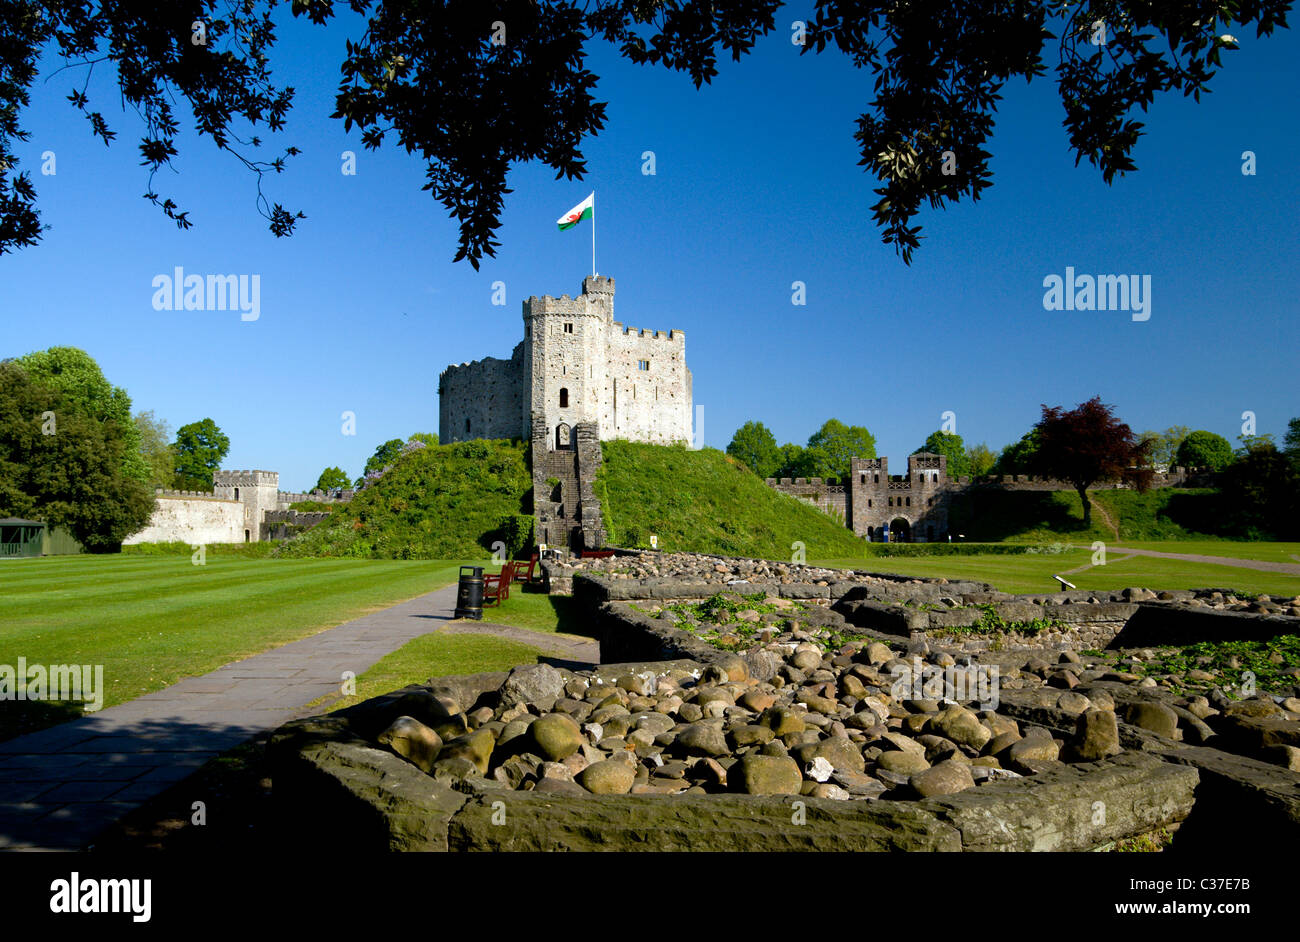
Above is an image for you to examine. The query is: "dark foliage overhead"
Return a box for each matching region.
[2,1,1290,264]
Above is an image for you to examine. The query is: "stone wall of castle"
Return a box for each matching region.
[765,478,848,524]
[601,323,692,444]
[438,343,526,443]
[768,458,1216,542]
[123,494,244,545]
[262,510,332,541]
[126,470,353,546]
[276,489,352,510]
[978,468,1206,490]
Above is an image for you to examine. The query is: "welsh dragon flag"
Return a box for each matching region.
[557,192,594,230]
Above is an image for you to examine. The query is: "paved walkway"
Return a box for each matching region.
[1108,546,1300,577]
[0,584,597,851]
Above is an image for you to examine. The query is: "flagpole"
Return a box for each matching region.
[591,193,596,276]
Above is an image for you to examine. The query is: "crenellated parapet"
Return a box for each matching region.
[213,469,279,488]
[153,487,236,500]
[610,322,686,342]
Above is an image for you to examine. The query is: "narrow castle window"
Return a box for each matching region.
[637,359,649,371]
[874,474,879,483]
[867,499,872,508]
[564,323,573,334]
[466,418,471,433]
[559,388,569,408]
[234,487,240,500]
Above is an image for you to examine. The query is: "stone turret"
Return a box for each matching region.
[213,470,279,542]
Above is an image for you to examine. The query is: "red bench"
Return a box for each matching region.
[483,561,516,607]
[512,553,539,585]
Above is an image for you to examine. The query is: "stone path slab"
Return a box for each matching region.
[1108,546,1300,577]
[0,582,592,851]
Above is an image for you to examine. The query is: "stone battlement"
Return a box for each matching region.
[525,295,604,313]
[153,488,235,501]
[213,469,279,487]
[611,322,684,340]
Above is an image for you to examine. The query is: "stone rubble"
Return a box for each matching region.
[371,621,1300,799]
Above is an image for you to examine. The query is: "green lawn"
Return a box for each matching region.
[320,632,546,715]
[813,542,1300,596]
[0,554,467,712]
[476,588,589,636]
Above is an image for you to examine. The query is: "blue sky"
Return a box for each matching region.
[5,9,1298,491]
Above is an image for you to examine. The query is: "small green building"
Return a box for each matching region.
[0,518,46,558]
[0,519,83,557]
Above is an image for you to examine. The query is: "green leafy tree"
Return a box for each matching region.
[315,466,350,491]
[773,443,807,479]
[1138,425,1190,469]
[409,432,439,447]
[1174,430,1233,471]
[914,430,968,477]
[727,421,781,478]
[1236,433,1276,456]
[1033,397,1151,528]
[994,428,1042,475]
[795,445,839,480]
[806,419,876,481]
[966,442,996,478]
[0,361,154,550]
[5,3,1286,265]
[356,438,407,485]
[134,410,174,489]
[1282,417,1300,462]
[172,418,230,491]
[1219,438,1299,539]
[16,347,148,482]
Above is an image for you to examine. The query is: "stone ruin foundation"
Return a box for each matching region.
[269,552,1300,851]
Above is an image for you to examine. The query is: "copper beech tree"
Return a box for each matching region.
[1033,396,1151,528]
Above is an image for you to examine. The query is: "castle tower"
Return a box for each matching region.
[524,274,614,451]
[847,454,950,542]
[213,470,279,542]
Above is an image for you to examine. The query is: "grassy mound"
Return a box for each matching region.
[947,487,1223,543]
[596,441,866,559]
[278,440,531,559]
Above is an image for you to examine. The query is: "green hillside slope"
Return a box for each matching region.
[278,440,531,559]
[947,487,1224,543]
[596,441,866,559]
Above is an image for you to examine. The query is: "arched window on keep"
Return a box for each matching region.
[559,388,569,408]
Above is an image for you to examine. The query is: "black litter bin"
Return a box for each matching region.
[454,565,484,620]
